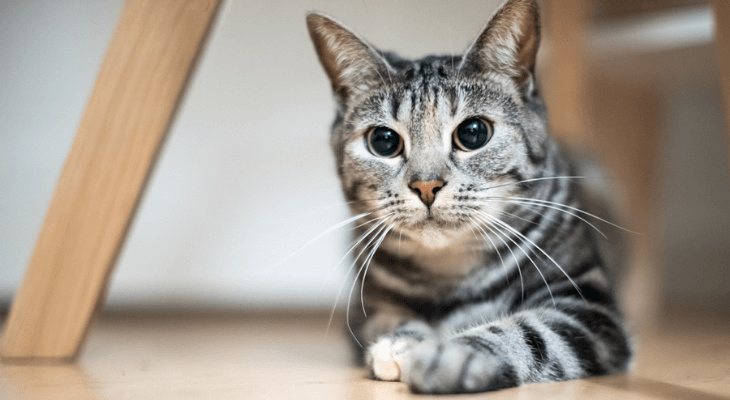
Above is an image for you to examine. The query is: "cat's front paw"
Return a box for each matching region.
[368,334,427,381]
[368,336,410,381]
[367,322,431,381]
[402,339,518,394]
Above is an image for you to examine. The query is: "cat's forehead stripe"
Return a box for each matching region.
[389,93,401,122]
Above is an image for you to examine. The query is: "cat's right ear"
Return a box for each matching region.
[306,12,391,102]
[460,0,540,87]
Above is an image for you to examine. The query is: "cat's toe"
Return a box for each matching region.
[368,336,414,381]
[369,338,400,380]
[403,340,505,394]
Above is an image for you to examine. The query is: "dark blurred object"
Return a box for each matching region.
[540,0,730,330]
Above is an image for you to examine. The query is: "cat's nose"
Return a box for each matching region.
[409,180,445,207]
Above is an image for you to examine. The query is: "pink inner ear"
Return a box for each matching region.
[514,10,540,83]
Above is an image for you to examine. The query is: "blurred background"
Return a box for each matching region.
[0,0,728,329]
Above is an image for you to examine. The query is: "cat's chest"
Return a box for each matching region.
[379,236,484,278]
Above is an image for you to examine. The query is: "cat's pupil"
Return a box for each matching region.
[455,118,491,151]
[368,127,402,157]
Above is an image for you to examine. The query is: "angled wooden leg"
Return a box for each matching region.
[714,0,730,169]
[1,0,222,363]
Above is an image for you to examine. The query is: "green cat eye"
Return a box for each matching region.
[367,127,403,158]
[453,118,493,151]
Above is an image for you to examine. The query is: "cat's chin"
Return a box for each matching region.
[401,222,469,250]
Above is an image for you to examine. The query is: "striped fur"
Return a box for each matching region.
[307,0,632,394]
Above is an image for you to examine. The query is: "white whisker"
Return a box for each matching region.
[344,220,392,347]
[473,214,525,302]
[484,204,540,227]
[516,201,566,228]
[464,217,483,245]
[269,212,372,271]
[360,223,394,316]
[486,198,608,239]
[308,198,383,215]
[480,211,584,303]
[323,213,395,284]
[479,175,608,192]
[326,218,390,340]
[474,213,552,306]
[501,196,638,235]
[467,216,509,284]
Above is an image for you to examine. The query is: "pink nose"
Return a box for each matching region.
[409,180,445,207]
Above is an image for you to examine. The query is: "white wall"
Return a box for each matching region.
[3,1,727,311]
[0,1,125,301]
[0,0,503,310]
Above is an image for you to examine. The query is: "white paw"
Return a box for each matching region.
[371,339,400,380]
[369,337,413,381]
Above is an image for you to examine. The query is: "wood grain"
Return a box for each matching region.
[713,0,730,170]
[2,312,729,399]
[0,0,222,363]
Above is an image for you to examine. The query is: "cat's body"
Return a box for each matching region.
[307,0,632,394]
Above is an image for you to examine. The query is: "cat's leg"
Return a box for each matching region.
[402,301,632,394]
[358,301,435,381]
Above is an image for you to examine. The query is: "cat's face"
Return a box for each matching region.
[308,0,548,249]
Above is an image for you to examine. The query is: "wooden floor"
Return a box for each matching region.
[1,310,729,399]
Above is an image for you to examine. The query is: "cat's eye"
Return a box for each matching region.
[367,127,403,158]
[453,118,493,151]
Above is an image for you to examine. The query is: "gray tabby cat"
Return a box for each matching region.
[306,0,632,394]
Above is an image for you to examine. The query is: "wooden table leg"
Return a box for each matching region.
[1,0,222,363]
[714,0,730,170]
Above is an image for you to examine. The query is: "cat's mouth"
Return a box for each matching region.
[395,216,472,250]
[418,216,447,226]
[406,210,459,229]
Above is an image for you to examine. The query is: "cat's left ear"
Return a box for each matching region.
[306,12,392,103]
[461,0,540,87]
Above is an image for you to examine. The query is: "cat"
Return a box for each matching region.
[306,0,632,394]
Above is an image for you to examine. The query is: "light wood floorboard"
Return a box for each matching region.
[1,310,728,399]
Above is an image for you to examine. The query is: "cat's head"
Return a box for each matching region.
[307,0,550,249]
